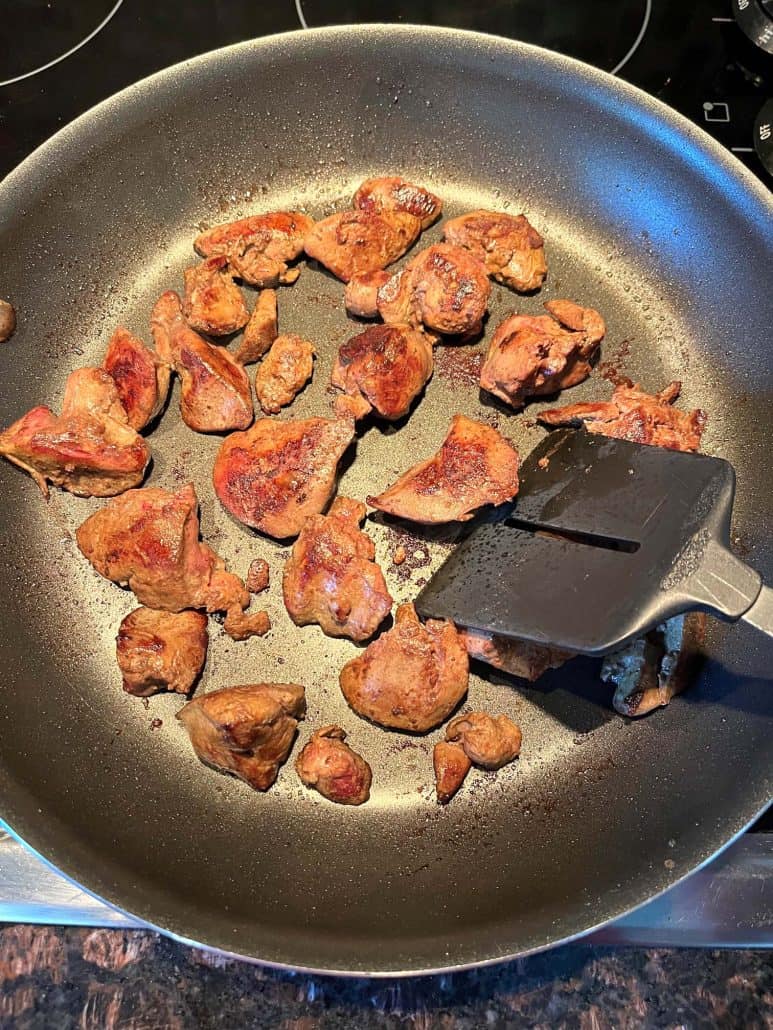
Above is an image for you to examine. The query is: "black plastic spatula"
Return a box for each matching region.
[416,429,773,655]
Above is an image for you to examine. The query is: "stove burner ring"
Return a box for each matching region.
[0,0,125,89]
[295,0,652,77]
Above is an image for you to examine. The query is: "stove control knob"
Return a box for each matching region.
[733,0,773,53]
[754,99,773,175]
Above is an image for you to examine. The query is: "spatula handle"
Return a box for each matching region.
[741,585,773,640]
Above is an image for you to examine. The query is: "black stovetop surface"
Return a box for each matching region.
[0,0,771,182]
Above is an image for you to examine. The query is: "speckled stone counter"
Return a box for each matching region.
[0,927,770,1028]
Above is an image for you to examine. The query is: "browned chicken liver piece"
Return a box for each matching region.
[233,290,278,365]
[433,740,472,804]
[102,326,170,431]
[443,210,547,292]
[222,606,271,641]
[255,333,315,415]
[151,291,253,433]
[246,558,270,593]
[177,683,306,791]
[76,482,249,614]
[539,380,707,453]
[0,366,150,498]
[339,602,469,732]
[282,496,393,642]
[116,607,208,696]
[353,176,442,230]
[213,416,355,538]
[182,256,249,336]
[331,324,434,422]
[194,212,314,287]
[480,299,606,410]
[376,243,491,336]
[0,299,16,342]
[459,627,572,682]
[446,711,522,768]
[368,414,519,524]
[304,209,421,282]
[344,270,392,318]
[295,724,372,805]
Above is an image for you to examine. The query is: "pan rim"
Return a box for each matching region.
[0,24,770,974]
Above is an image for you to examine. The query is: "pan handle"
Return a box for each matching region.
[741,584,773,641]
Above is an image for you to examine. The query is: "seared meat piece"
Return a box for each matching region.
[377,243,491,336]
[433,741,472,804]
[282,496,392,641]
[353,176,442,230]
[103,326,170,431]
[177,683,306,791]
[602,613,706,717]
[434,710,522,803]
[368,414,519,524]
[182,256,249,336]
[245,558,270,594]
[0,366,150,498]
[255,333,315,414]
[194,211,314,287]
[296,725,372,805]
[76,483,249,613]
[443,210,547,292]
[233,290,278,365]
[460,627,571,682]
[539,380,707,453]
[213,416,355,538]
[344,270,391,318]
[339,602,469,732]
[151,291,253,433]
[480,299,605,409]
[116,607,208,697]
[0,299,16,342]
[304,209,420,282]
[223,606,271,641]
[331,324,434,422]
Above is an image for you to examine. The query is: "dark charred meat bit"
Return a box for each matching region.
[353,176,442,230]
[233,290,278,365]
[296,725,372,805]
[194,211,314,287]
[480,299,605,409]
[304,209,421,282]
[116,607,208,697]
[0,300,17,342]
[0,366,150,498]
[331,324,434,422]
[76,483,250,614]
[223,606,271,641]
[433,740,472,804]
[282,496,393,641]
[182,256,249,336]
[344,270,391,318]
[434,710,522,804]
[151,291,253,433]
[368,414,519,524]
[376,243,491,336]
[213,416,355,538]
[255,334,315,415]
[443,210,547,292]
[103,326,170,431]
[539,380,707,453]
[339,602,469,732]
[246,558,270,594]
[460,627,572,682]
[177,683,306,791]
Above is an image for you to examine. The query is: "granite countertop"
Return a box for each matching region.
[0,928,770,1028]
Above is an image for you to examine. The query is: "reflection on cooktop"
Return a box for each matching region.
[0,0,124,87]
[296,0,651,74]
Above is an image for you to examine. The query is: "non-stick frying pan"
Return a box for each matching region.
[0,26,770,975]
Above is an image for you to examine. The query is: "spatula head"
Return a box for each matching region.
[416,430,760,655]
